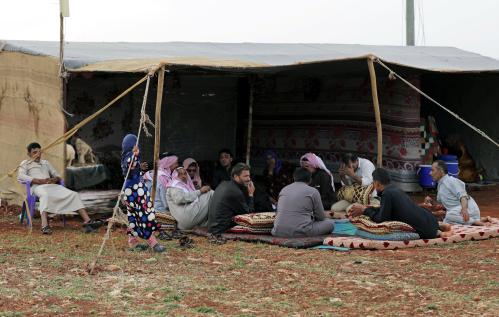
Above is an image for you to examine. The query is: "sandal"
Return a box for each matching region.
[207,233,226,245]
[178,236,194,249]
[83,224,97,233]
[41,226,52,235]
[158,231,173,240]
[152,244,166,253]
[128,243,149,251]
[84,219,106,229]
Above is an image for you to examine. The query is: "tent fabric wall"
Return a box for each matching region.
[0,52,65,202]
[249,74,423,191]
[65,73,239,188]
[422,73,499,180]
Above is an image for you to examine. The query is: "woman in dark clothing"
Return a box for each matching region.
[262,150,294,204]
[300,152,336,210]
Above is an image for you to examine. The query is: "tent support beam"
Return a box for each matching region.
[367,56,383,167]
[151,67,165,201]
[245,81,254,165]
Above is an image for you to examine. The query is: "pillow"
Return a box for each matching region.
[156,212,177,225]
[350,215,416,234]
[227,225,272,234]
[233,212,276,228]
[336,184,374,205]
[356,229,420,241]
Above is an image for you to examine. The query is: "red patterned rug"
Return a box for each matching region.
[323,218,499,250]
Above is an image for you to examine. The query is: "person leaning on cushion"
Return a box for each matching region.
[207,163,255,240]
[348,168,452,239]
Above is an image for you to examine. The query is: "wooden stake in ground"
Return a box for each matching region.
[151,67,165,202]
[367,56,383,167]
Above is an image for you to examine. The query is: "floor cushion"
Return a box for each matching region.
[233,212,276,228]
[350,215,416,234]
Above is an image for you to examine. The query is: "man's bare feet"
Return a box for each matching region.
[438,223,453,237]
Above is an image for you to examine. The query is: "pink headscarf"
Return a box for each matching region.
[300,152,335,191]
[168,167,196,192]
[183,157,202,188]
[144,155,178,188]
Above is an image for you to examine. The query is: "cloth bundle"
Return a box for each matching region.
[229,212,276,234]
[350,215,416,234]
[155,212,177,230]
[336,183,374,205]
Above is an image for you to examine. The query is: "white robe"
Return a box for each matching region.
[18,159,84,214]
[166,187,213,230]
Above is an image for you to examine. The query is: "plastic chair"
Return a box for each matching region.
[20,180,66,227]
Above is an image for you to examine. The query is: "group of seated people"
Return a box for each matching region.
[18,140,490,244]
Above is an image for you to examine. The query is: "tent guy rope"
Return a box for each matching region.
[89,74,153,274]
[374,58,499,149]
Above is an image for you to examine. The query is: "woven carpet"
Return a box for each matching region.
[323,218,499,250]
[192,227,329,249]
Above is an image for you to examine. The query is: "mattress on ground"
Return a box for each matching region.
[192,227,329,249]
[324,218,499,250]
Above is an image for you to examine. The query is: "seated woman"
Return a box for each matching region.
[183,157,202,190]
[144,154,179,213]
[166,167,214,230]
[272,167,335,238]
[262,150,294,204]
[300,152,336,210]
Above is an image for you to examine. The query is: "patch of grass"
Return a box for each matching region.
[163,293,182,303]
[233,250,246,269]
[214,285,228,292]
[427,304,438,310]
[0,312,24,317]
[194,306,217,314]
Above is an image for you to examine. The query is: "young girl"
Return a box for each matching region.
[121,134,165,252]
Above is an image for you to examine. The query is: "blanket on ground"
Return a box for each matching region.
[192,227,329,249]
[324,218,499,250]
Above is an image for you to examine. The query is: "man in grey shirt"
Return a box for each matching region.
[272,167,335,238]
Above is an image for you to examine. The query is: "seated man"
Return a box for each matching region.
[428,160,491,226]
[18,142,103,234]
[211,148,234,189]
[349,168,450,239]
[166,166,214,230]
[332,153,377,214]
[300,153,336,210]
[272,168,335,238]
[207,163,255,239]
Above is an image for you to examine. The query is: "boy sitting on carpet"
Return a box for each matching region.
[349,168,452,239]
[428,160,492,226]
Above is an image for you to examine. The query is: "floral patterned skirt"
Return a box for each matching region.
[123,181,160,240]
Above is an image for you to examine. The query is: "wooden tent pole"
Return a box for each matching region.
[151,67,165,201]
[367,56,383,167]
[245,81,254,165]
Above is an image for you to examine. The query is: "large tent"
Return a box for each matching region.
[1,40,499,202]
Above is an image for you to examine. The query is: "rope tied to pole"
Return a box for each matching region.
[374,58,499,149]
[89,74,153,274]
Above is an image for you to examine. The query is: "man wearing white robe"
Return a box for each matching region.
[429,160,490,226]
[18,142,102,234]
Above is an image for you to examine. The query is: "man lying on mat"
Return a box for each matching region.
[18,142,104,235]
[348,168,452,239]
[426,160,492,226]
[272,167,335,238]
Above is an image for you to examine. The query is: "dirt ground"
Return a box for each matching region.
[0,187,498,316]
